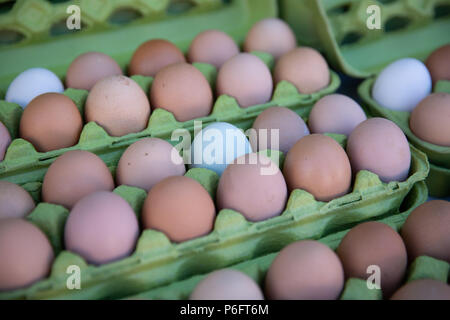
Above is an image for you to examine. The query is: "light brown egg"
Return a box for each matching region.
[0,121,11,161]
[265,240,344,300]
[0,181,35,219]
[346,118,411,183]
[142,176,215,243]
[42,150,115,209]
[188,30,240,69]
[425,44,450,85]
[128,39,186,77]
[216,53,273,108]
[283,134,351,202]
[150,63,213,122]
[409,93,450,147]
[19,93,83,152]
[0,218,54,291]
[390,279,450,300]
[274,47,330,94]
[85,75,151,137]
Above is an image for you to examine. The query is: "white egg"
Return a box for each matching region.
[372,58,432,112]
[5,68,64,108]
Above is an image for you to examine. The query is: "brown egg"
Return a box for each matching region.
[65,52,123,91]
[347,118,411,183]
[42,150,115,209]
[249,106,310,154]
[400,200,450,263]
[425,44,450,85]
[390,279,450,300]
[190,269,264,300]
[64,191,139,265]
[409,93,450,147]
[217,153,287,222]
[0,218,54,291]
[0,181,35,219]
[244,18,297,60]
[85,75,151,137]
[0,121,11,161]
[150,63,213,122]
[283,134,351,202]
[337,221,407,298]
[142,176,215,243]
[128,39,186,77]
[265,240,344,300]
[309,94,367,136]
[19,93,83,152]
[116,138,186,191]
[274,47,330,94]
[188,30,240,69]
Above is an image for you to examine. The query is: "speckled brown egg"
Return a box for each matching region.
[425,44,450,85]
[0,181,35,219]
[0,121,11,161]
[390,279,450,300]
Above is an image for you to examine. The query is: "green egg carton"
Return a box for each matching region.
[358,78,450,197]
[280,0,450,77]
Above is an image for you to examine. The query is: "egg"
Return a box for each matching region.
[249,106,309,154]
[142,176,215,243]
[0,181,35,219]
[372,58,432,112]
[19,93,83,152]
[116,137,186,191]
[400,200,450,263]
[265,240,344,300]
[216,53,273,107]
[216,153,287,222]
[128,39,186,77]
[409,93,450,147]
[283,134,351,202]
[274,47,330,94]
[244,18,297,60]
[337,221,407,297]
[347,118,411,183]
[85,75,151,137]
[65,52,123,90]
[390,279,450,300]
[190,122,252,175]
[425,44,450,85]
[5,68,64,108]
[190,269,264,300]
[308,94,367,136]
[150,63,213,122]
[0,121,11,161]
[42,150,115,209]
[64,191,139,265]
[188,30,240,69]
[0,218,54,291]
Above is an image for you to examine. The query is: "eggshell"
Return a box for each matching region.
[5,68,64,108]
[0,218,54,291]
[188,30,239,69]
[142,176,215,243]
[64,191,139,265]
[42,150,115,209]
[0,181,35,219]
[128,39,186,77]
[0,121,11,161]
[85,75,151,137]
[400,200,450,263]
[337,221,407,298]
[216,153,287,222]
[308,94,367,136]
[19,93,83,152]
[274,47,330,94]
[346,118,411,183]
[372,58,432,112]
[283,134,351,202]
[244,18,297,60]
[116,137,186,191]
[425,44,450,85]
[265,240,344,300]
[216,53,273,107]
[190,269,264,300]
[65,52,123,90]
[409,93,450,147]
[150,63,213,122]
[190,122,252,175]
[390,279,450,300]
